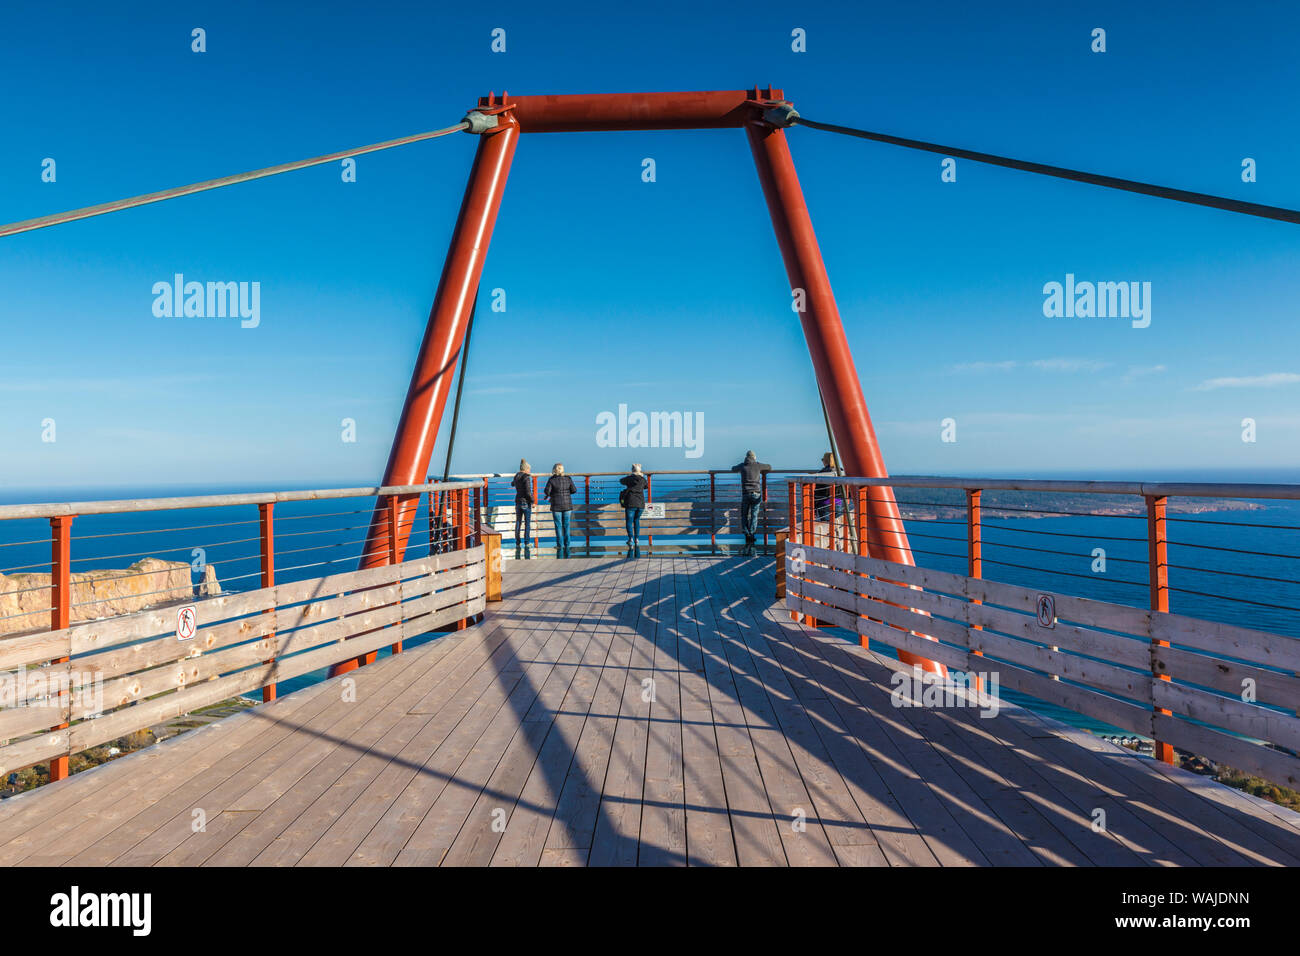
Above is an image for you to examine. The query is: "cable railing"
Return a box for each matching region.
[779,474,1300,791]
[0,482,487,784]
[457,467,810,556]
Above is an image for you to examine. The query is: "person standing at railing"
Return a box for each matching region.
[511,459,534,559]
[544,463,577,558]
[730,450,772,556]
[619,463,648,557]
[814,451,837,522]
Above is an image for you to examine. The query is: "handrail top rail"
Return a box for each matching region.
[446,468,806,479]
[0,481,480,522]
[781,474,1300,500]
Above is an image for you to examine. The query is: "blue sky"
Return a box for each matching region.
[2,0,1298,490]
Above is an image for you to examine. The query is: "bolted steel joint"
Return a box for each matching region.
[761,102,800,128]
[462,110,500,134]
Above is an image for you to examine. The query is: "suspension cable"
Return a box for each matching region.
[794,116,1300,224]
[0,121,470,239]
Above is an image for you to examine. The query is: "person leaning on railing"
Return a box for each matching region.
[619,463,648,557]
[544,463,578,558]
[511,459,534,559]
[814,451,837,522]
[730,450,772,556]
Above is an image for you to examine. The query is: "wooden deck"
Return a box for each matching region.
[2,555,1299,867]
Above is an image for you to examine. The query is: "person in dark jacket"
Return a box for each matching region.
[619,463,648,555]
[511,459,534,558]
[731,450,772,556]
[814,451,836,522]
[544,463,578,558]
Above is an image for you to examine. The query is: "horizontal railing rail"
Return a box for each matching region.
[0,481,495,785]
[0,481,481,521]
[781,475,1300,789]
[0,546,486,776]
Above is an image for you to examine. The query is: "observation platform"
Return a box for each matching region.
[2,555,1297,867]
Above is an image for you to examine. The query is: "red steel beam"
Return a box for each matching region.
[332,106,518,677]
[496,89,779,133]
[746,119,943,674]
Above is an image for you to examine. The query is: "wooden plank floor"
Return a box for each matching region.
[3,555,1299,867]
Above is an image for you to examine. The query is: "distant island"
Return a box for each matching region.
[882,489,1265,521]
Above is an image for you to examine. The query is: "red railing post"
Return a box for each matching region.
[709,471,717,554]
[259,502,277,702]
[48,514,73,782]
[966,489,984,691]
[787,479,799,621]
[801,481,815,625]
[584,474,591,556]
[856,485,870,648]
[473,485,482,544]
[388,494,403,655]
[1147,494,1175,765]
[456,488,470,630]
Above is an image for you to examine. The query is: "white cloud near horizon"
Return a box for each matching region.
[1192,372,1300,391]
[949,358,1111,373]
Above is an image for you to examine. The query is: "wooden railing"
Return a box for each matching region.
[0,545,485,775]
[785,539,1300,790]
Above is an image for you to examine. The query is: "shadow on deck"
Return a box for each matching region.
[2,556,1298,866]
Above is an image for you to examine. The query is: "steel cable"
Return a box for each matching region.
[795,116,1300,224]
[0,121,470,239]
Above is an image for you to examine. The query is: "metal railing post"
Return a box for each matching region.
[584,474,591,556]
[966,489,983,690]
[646,474,653,552]
[709,472,717,555]
[761,470,769,552]
[801,481,815,625]
[856,486,870,648]
[532,475,539,553]
[457,488,470,630]
[1146,494,1175,764]
[388,494,403,655]
[48,514,73,782]
[259,502,277,702]
[786,479,798,620]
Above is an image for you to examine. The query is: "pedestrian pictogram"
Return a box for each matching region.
[177,604,198,641]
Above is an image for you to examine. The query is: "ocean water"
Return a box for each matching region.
[1,486,1297,733]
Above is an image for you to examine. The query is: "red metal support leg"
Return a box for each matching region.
[355,112,518,570]
[1147,494,1175,764]
[259,502,277,702]
[330,112,517,678]
[746,120,943,675]
[48,515,73,782]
